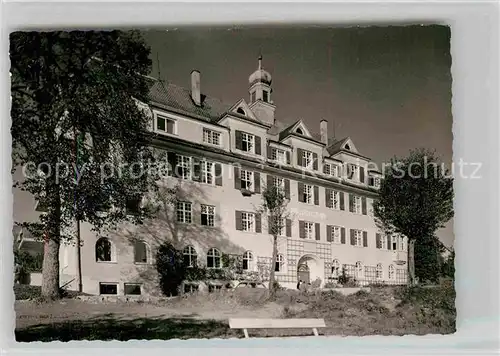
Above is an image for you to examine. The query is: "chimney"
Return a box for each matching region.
[320,119,328,145]
[191,70,201,106]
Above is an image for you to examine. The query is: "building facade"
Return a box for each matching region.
[18,56,408,296]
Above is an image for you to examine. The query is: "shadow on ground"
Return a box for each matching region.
[16,316,238,342]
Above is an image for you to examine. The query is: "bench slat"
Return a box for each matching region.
[229,318,326,329]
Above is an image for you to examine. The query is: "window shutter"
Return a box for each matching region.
[323,164,329,175]
[349,194,354,213]
[350,229,355,245]
[192,157,201,182]
[254,172,261,193]
[286,151,291,164]
[268,215,273,234]
[341,227,346,244]
[297,148,303,166]
[360,167,365,184]
[234,166,241,189]
[363,231,368,247]
[167,120,175,134]
[387,235,391,250]
[298,182,304,202]
[267,174,273,189]
[286,219,292,237]
[376,233,381,249]
[235,211,242,230]
[325,188,332,208]
[255,136,262,155]
[314,186,319,205]
[167,152,177,177]
[326,225,332,242]
[299,221,305,239]
[267,145,273,160]
[362,197,367,215]
[255,214,262,233]
[315,223,320,241]
[235,130,243,150]
[215,163,222,186]
[284,179,290,199]
[340,192,345,210]
[312,153,318,170]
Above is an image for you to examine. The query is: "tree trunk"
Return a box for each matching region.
[41,188,62,300]
[408,239,416,287]
[268,234,278,300]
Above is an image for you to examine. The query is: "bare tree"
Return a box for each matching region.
[257,183,290,299]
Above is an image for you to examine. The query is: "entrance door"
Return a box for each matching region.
[297,263,310,284]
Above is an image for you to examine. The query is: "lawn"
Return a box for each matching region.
[15,284,456,341]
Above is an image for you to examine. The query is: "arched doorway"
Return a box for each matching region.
[297,262,310,284]
[297,254,323,286]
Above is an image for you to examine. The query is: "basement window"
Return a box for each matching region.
[124,283,142,295]
[99,283,118,295]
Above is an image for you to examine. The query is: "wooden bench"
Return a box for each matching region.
[228,318,326,338]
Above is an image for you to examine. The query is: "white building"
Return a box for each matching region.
[17,56,408,296]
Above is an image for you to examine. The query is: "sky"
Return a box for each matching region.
[142,25,454,248]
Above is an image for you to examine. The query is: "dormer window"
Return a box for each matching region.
[296,128,303,135]
[156,115,176,134]
[241,133,255,153]
[237,107,246,115]
[344,144,351,150]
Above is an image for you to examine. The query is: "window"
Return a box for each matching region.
[353,196,362,214]
[344,144,351,150]
[156,115,176,134]
[201,161,214,185]
[99,283,118,295]
[184,283,199,294]
[296,127,303,135]
[331,226,341,244]
[242,212,256,232]
[126,197,141,215]
[376,264,383,280]
[176,155,192,180]
[134,241,148,264]
[347,164,359,181]
[263,90,269,103]
[207,248,222,269]
[391,235,398,251]
[201,204,215,227]
[96,237,113,262]
[324,164,339,177]
[176,202,192,223]
[183,246,198,268]
[399,236,406,251]
[332,259,341,277]
[236,107,246,115]
[275,254,284,272]
[241,169,253,191]
[329,190,340,210]
[302,150,313,168]
[304,222,314,240]
[241,133,255,153]
[355,261,363,278]
[303,184,313,204]
[243,251,254,271]
[251,91,256,103]
[124,283,142,295]
[373,177,381,189]
[203,129,221,146]
[380,234,388,250]
[388,265,395,280]
[273,176,284,190]
[271,148,287,164]
[354,230,363,247]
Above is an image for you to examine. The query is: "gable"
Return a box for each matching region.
[278,119,314,141]
[229,99,258,121]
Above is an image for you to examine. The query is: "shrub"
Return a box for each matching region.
[14,284,41,300]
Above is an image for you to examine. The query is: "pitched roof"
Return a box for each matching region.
[147,78,232,122]
[278,120,301,140]
[327,137,350,155]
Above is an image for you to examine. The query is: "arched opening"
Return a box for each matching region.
[207,248,222,269]
[183,245,198,268]
[344,144,350,150]
[96,237,113,262]
[296,127,303,135]
[134,240,149,264]
[297,254,322,286]
[236,107,246,115]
